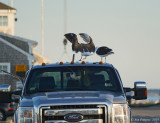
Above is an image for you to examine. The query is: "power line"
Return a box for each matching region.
[41,0,44,56]
[59,0,70,61]
[64,0,67,34]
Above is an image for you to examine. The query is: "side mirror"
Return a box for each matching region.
[133,81,147,100]
[0,84,11,92]
[0,84,12,103]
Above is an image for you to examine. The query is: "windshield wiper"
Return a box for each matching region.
[65,88,98,91]
[29,89,59,94]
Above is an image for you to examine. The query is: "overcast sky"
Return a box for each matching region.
[1,0,160,89]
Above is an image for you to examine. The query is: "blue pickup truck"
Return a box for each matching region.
[0,61,147,123]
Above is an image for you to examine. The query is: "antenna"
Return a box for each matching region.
[1,70,23,83]
[41,0,44,56]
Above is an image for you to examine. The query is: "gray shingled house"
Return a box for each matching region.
[0,2,50,90]
[0,32,38,90]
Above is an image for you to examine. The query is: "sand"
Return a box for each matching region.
[132,105,160,116]
[132,105,160,123]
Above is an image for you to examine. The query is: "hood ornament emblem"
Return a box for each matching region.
[64,113,83,122]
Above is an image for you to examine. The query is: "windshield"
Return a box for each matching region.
[25,66,122,94]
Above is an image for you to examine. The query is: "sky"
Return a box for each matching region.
[1,0,160,89]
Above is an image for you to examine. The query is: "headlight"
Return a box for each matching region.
[112,104,130,123]
[18,107,35,123]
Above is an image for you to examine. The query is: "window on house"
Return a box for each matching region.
[0,63,10,74]
[0,16,2,26]
[3,16,8,26]
[0,16,8,26]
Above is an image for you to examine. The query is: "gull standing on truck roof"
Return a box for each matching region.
[64,33,95,61]
[96,46,114,63]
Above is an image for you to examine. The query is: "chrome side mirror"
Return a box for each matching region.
[0,84,11,92]
[134,81,146,88]
[0,84,12,103]
[134,81,147,100]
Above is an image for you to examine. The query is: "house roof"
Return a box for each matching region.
[0,2,16,10]
[0,37,37,61]
[0,32,38,47]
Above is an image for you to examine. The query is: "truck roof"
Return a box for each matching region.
[31,61,114,70]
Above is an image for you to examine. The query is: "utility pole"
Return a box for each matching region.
[41,0,44,56]
[11,0,13,7]
[64,0,67,34]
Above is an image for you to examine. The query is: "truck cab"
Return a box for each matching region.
[0,61,147,123]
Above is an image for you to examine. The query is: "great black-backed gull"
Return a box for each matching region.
[96,46,114,62]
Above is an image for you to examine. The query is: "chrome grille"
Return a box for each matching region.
[40,105,107,123]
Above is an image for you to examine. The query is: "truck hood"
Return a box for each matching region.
[20,91,126,107]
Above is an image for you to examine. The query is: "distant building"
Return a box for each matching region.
[33,51,52,65]
[0,2,16,35]
[0,32,37,89]
[0,2,51,89]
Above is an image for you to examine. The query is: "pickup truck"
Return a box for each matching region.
[0,61,147,123]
